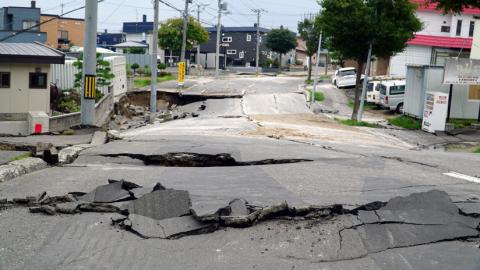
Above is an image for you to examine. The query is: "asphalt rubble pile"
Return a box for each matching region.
[1,180,479,246]
[110,102,205,131]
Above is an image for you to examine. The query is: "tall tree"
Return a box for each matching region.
[158,16,209,54]
[318,0,422,120]
[298,18,322,81]
[265,26,297,68]
[428,0,480,12]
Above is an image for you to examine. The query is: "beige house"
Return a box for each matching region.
[0,42,64,135]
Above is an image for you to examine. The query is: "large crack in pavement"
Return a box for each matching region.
[2,179,479,263]
[98,152,313,167]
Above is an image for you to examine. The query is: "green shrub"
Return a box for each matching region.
[144,68,152,77]
[137,68,145,75]
[158,63,167,70]
[131,63,139,73]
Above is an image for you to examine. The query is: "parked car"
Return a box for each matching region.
[331,67,365,89]
[378,80,406,113]
[366,81,382,104]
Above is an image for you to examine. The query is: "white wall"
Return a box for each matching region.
[389,45,432,76]
[104,56,128,97]
[416,11,476,38]
[0,63,50,114]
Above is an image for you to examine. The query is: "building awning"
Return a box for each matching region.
[0,41,65,64]
[407,34,473,49]
[112,41,148,49]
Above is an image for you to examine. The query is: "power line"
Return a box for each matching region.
[0,0,105,42]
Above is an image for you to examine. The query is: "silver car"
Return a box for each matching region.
[378,80,406,113]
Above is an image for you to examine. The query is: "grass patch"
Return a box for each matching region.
[10,152,31,162]
[320,74,331,80]
[338,119,377,128]
[448,119,479,129]
[310,91,325,102]
[134,74,174,88]
[388,115,422,130]
[305,79,313,85]
[474,148,480,153]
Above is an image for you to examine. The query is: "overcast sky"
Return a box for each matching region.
[0,0,320,33]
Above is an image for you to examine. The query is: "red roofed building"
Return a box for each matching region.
[389,0,479,76]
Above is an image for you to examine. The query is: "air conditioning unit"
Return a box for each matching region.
[28,111,49,134]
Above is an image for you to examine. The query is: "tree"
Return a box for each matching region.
[265,26,297,68]
[130,63,140,74]
[428,0,480,12]
[298,18,322,81]
[73,53,115,94]
[128,47,146,54]
[317,0,422,120]
[158,16,209,54]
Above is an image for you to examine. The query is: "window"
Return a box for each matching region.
[0,72,10,88]
[390,85,405,95]
[222,37,232,42]
[58,30,68,40]
[226,50,237,55]
[441,26,451,33]
[469,21,475,37]
[23,20,38,30]
[239,51,245,59]
[29,73,47,89]
[96,37,100,44]
[456,20,462,36]
[339,70,356,77]
[377,84,387,95]
[246,34,252,42]
[367,82,374,92]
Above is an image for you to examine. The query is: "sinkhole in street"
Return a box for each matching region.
[100,152,313,167]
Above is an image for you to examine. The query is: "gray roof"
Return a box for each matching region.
[206,26,271,33]
[112,41,149,48]
[0,42,65,64]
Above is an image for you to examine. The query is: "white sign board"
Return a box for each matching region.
[443,58,480,85]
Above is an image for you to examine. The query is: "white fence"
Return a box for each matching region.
[51,56,128,97]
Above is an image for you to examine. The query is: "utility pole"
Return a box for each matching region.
[180,0,192,63]
[214,0,225,78]
[357,43,373,122]
[81,0,97,125]
[61,2,65,14]
[252,9,266,77]
[196,4,208,67]
[150,0,159,117]
[311,33,322,105]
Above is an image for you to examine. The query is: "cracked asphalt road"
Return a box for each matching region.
[1,76,479,269]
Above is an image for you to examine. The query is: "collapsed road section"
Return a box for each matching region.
[1,180,479,253]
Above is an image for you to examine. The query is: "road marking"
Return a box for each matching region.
[247,83,255,88]
[444,172,480,184]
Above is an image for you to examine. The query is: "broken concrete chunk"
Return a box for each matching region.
[29,205,56,215]
[126,189,191,220]
[228,198,250,216]
[78,203,120,213]
[107,179,141,190]
[90,131,107,146]
[80,180,133,203]
[55,201,83,214]
[0,198,7,204]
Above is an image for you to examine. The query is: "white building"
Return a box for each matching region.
[122,15,165,64]
[389,0,479,76]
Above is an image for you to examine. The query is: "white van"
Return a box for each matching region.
[366,81,382,104]
[378,80,406,112]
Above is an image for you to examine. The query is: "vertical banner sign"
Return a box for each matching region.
[84,74,96,99]
[178,61,185,86]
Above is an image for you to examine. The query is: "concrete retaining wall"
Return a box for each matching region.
[49,93,114,132]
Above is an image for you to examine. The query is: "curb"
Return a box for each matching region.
[0,157,48,183]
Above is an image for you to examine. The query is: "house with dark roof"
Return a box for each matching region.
[122,15,164,63]
[0,42,65,135]
[198,25,271,68]
[389,0,477,76]
[97,29,126,51]
[0,1,47,43]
